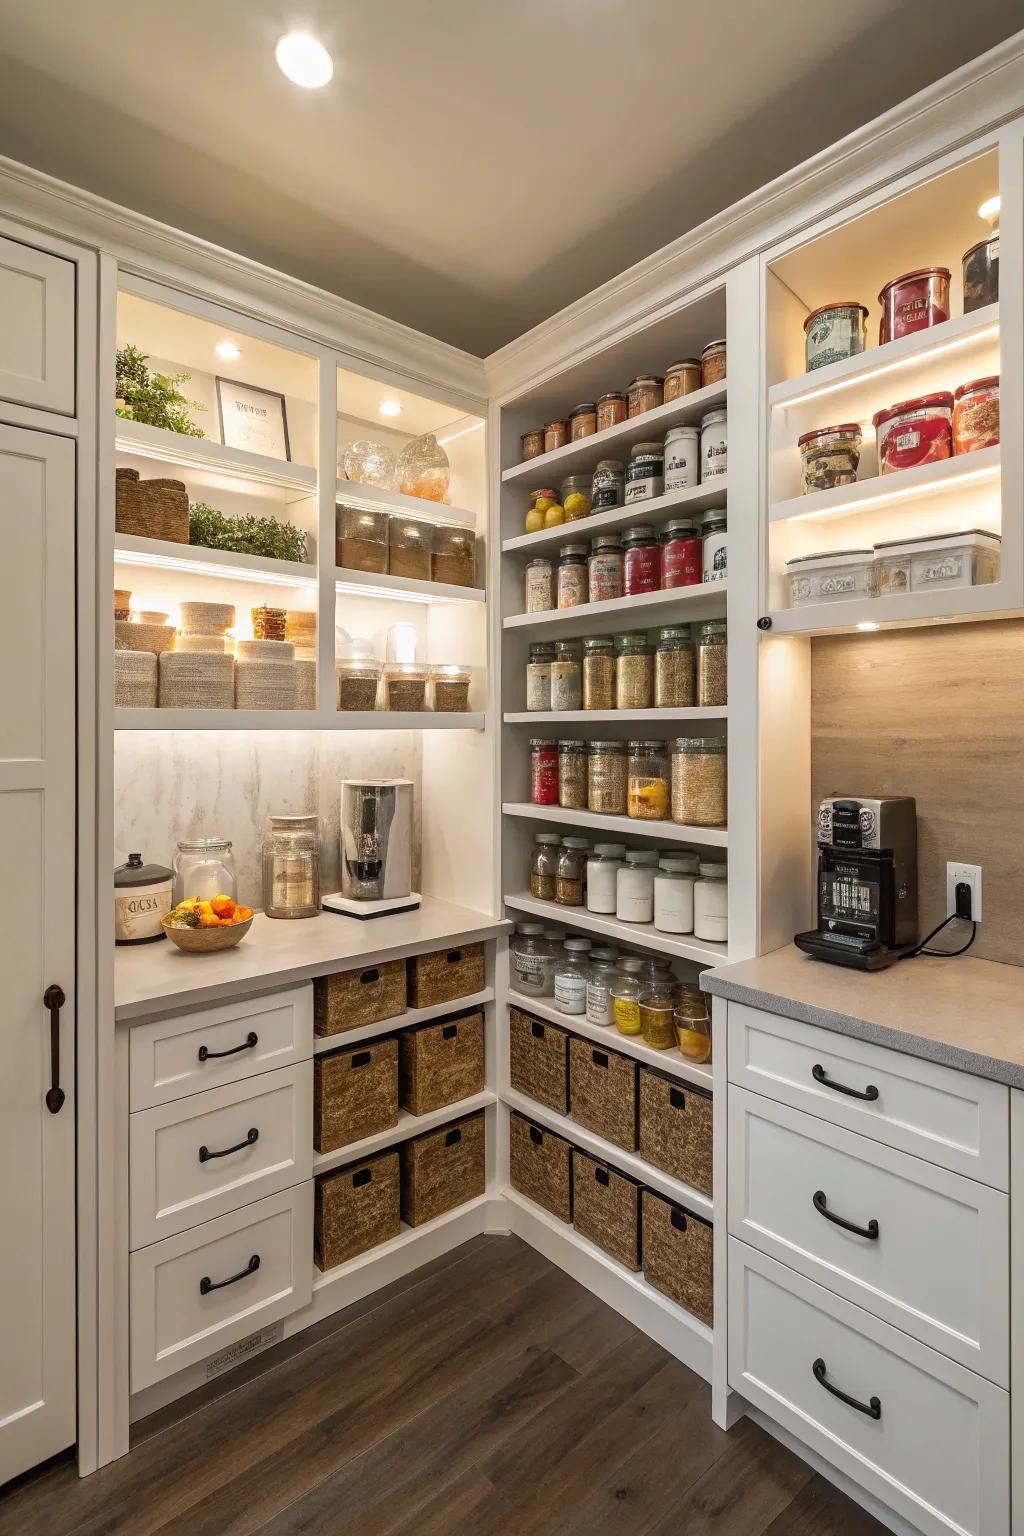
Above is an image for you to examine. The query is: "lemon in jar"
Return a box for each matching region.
[543,502,565,528]
[564,491,591,520]
[533,495,555,513]
[525,506,545,533]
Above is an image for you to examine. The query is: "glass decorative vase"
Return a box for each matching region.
[342,440,397,488]
[396,433,450,503]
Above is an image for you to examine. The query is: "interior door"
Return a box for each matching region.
[0,422,76,1484]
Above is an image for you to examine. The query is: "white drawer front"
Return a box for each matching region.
[728,1241,1009,1536]
[130,1183,313,1393]
[0,234,75,415]
[728,1002,1008,1188]
[728,1086,1008,1384]
[130,1063,313,1247]
[129,985,313,1109]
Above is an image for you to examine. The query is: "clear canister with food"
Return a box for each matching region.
[671,736,727,826]
[614,631,654,709]
[530,738,559,805]
[627,374,664,417]
[654,625,695,708]
[588,534,624,603]
[610,956,647,1035]
[557,542,589,609]
[568,404,597,442]
[639,986,678,1050]
[675,987,712,1062]
[561,473,592,520]
[550,640,582,711]
[798,424,862,493]
[553,936,592,1014]
[596,392,628,431]
[526,641,555,711]
[582,635,616,710]
[591,459,625,511]
[336,505,389,574]
[432,524,477,587]
[388,516,434,582]
[587,739,627,814]
[627,738,670,820]
[510,922,554,997]
[701,339,727,387]
[696,620,727,706]
[525,557,555,613]
[261,814,323,919]
[530,832,562,901]
[664,359,702,401]
[430,665,471,712]
[557,739,587,809]
[381,662,429,711]
[586,950,620,1025]
[555,837,589,907]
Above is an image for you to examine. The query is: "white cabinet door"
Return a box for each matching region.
[0,424,76,1485]
[0,237,75,416]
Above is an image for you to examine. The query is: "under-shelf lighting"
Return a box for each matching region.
[215,341,241,360]
[778,324,999,410]
[334,575,474,605]
[436,421,485,447]
[114,546,317,588]
[856,621,880,632]
[783,461,1001,523]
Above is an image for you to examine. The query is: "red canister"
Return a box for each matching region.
[660,519,703,588]
[952,376,1000,455]
[873,393,953,474]
[622,525,661,594]
[878,267,951,344]
[530,739,559,805]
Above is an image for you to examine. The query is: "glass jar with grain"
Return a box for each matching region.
[337,505,388,574]
[430,665,471,712]
[610,955,647,1034]
[530,832,562,901]
[671,736,727,826]
[555,838,589,907]
[557,542,589,609]
[520,428,545,462]
[525,557,555,614]
[526,642,555,712]
[432,524,477,587]
[336,658,381,712]
[596,392,628,432]
[582,636,616,710]
[388,516,434,581]
[614,631,654,709]
[544,420,569,454]
[569,403,597,441]
[587,740,627,813]
[557,739,587,809]
[664,359,702,401]
[551,641,582,711]
[627,739,670,820]
[655,626,695,708]
[381,662,430,711]
[701,339,727,387]
[696,621,727,706]
[675,987,712,1062]
[627,375,664,417]
[588,534,624,603]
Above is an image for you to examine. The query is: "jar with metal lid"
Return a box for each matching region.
[596,392,628,431]
[952,377,1000,455]
[639,986,678,1050]
[798,424,862,493]
[558,739,587,809]
[963,236,999,313]
[627,375,664,417]
[616,849,659,924]
[587,739,627,813]
[664,359,702,401]
[114,852,173,945]
[627,739,670,820]
[557,542,589,609]
[520,428,545,462]
[526,641,555,711]
[511,922,554,997]
[530,832,562,901]
[550,640,582,711]
[655,625,695,708]
[173,837,237,905]
[675,987,712,1061]
[586,950,619,1025]
[622,525,661,594]
[878,267,951,343]
[568,404,597,442]
[524,557,555,613]
[696,620,727,705]
[660,520,702,589]
[544,927,567,955]
[803,304,869,372]
[261,813,321,919]
[530,738,559,804]
[700,410,727,481]
[544,420,569,453]
[591,459,625,511]
[586,842,626,914]
[701,339,727,387]
[625,441,664,503]
[671,737,727,826]
[654,853,698,934]
[556,837,589,906]
[610,955,647,1035]
[664,426,700,492]
[582,635,616,710]
[701,508,728,582]
[588,533,624,603]
[873,393,953,474]
[554,936,592,1014]
[693,860,728,942]
[561,473,592,520]
[614,631,654,709]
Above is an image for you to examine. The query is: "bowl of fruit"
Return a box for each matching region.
[162,895,255,953]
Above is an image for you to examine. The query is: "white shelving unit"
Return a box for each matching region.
[117,418,317,501]
[504,893,728,965]
[501,804,727,846]
[113,708,486,730]
[502,479,727,553]
[313,1090,497,1176]
[502,582,726,633]
[504,989,713,1089]
[335,475,478,529]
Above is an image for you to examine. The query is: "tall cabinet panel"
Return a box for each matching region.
[0,236,76,416]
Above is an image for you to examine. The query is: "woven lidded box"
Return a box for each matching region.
[314,1037,399,1154]
[235,658,297,710]
[315,1148,400,1272]
[572,1149,640,1270]
[398,1009,484,1116]
[407,942,485,1008]
[509,1007,568,1113]
[641,1189,713,1325]
[568,1036,637,1151]
[509,1112,572,1223]
[400,1111,485,1227]
[313,959,406,1037]
[114,649,157,708]
[158,650,235,709]
[638,1069,712,1196]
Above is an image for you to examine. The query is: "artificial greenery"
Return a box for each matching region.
[189,501,308,563]
[115,344,205,437]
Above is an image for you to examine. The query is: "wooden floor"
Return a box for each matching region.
[0,1236,891,1536]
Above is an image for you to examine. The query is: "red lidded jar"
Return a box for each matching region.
[660,519,703,588]
[873,393,953,474]
[530,739,559,805]
[877,268,951,344]
[622,525,661,594]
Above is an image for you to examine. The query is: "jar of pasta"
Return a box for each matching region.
[558,739,587,809]
[655,626,695,708]
[582,636,616,710]
[551,640,582,711]
[627,739,670,820]
[614,631,654,709]
[671,736,727,826]
[555,838,589,906]
[526,642,555,711]
[627,375,664,417]
[596,392,628,431]
[588,534,624,603]
[696,620,727,706]
[587,740,627,813]
[557,542,589,609]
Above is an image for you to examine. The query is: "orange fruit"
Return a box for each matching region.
[211,896,237,919]
[234,906,254,923]
[198,912,221,928]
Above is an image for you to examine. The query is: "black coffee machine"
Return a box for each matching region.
[795,796,917,971]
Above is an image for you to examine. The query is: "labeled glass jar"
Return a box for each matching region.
[952,376,1000,455]
[526,642,555,711]
[627,375,664,417]
[625,442,664,503]
[803,303,869,372]
[671,736,727,826]
[336,506,388,574]
[701,509,728,583]
[520,428,545,462]
[878,267,951,343]
[693,860,728,942]
[798,424,862,494]
[586,842,626,914]
[596,391,628,431]
[510,922,554,997]
[701,339,727,387]
[561,473,592,520]
[553,936,592,1014]
[616,849,659,924]
[557,542,589,609]
[582,635,616,710]
[675,987,712,1062]
[433,524,477,587]
[586,951,620,1025]
[569,403,597,442]
[591,459,625,511]
[530,738,559,805]
[261,814,321,919]
[388,517,434,582]
[627,739,670,820]
[660,519,703,589]
[639,986,678,1050]
[550,641,583,712]
[588,534,624,603]
[615,631,654,709]
[544,419,569,453]
[558,738,587,809]
[622,525,661,594]
[873,394,953,474]
[530,831,562,901]
[587,739,627,813]
[555,837,589,906]
[654,625,695,708]
[700,410,728,481]
[664,359,702,401]
[525,557,555,614]
[696,620,728,705]
[610,956,647,1035]
[654,853,699,934]
[173,837,237,905]
[663,426,700,492]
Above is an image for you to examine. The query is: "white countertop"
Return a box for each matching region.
[115,897,511,1022]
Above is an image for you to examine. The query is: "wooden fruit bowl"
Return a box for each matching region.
[162,914,254,953]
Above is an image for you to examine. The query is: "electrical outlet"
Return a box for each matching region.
[946,862,982,922]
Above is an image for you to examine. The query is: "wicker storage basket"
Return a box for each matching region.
[572,1149,640,1269]
[158,651,235,710]
[295,658,317,709]
[398,1009,484,1115]
[114,587,132,620]
[407,942,485,1008]
[237,639,295,661]
[568,1036,637,1151]
[509,1007,568,1113]
[235,658,297,710]
[115,476,189,543]
[114,468,140,534]
[175,634,226,654]
[314,959,406,1038]
[509,1111,572,1223]
[178,601,235,636]
[638,1070,712,1195]
[314,1037,399,1154]
[641,1189,713,1325]
[114,649,157,708]
[400,1111,485,1227]
[114,619,175,656]
[315,1148,400,1272]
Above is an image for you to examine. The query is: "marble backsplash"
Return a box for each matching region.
[114,731,423,907]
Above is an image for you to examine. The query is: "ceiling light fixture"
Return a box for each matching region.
[379,400,402,418]
[275,32,334,89]
[856,621,880,632]
[215,341,241,360]
[978,196,1000,228]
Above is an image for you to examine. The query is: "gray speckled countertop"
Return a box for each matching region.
[702,944,1024,1088]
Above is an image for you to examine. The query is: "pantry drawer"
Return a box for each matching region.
[728,1086,1008,1384]
[129,985,314,1109]
[727,1002,1008,1188]
[130,1183,313,1393]
[728,1241,1009,1536]
[130,1063,313,1247]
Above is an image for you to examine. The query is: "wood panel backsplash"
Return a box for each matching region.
[811,619,1024,967]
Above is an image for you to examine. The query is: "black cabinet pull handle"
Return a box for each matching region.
[43,984,66,1114]
[199,1127,259,1163]
[812,1063,879,1102]
[812,1357,881,1419]
[200,1254,260,1295]
[199,1031,258,1062]
[442,1024,458,1040]
[359,967,380,986]
[813,1189,879,1240]
[531,1021,545,1039]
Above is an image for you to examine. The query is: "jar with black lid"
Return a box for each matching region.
[591,458,624,510]
[625,442,664,504]
[596,393,628,432]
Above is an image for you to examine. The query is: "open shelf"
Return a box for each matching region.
[312,1090,496,1176]
[313,1192,491,1292]
[501,480,727,554]
[114,708,486,731]
[335,476,478,530]
[313,989,495,1054]
[114,532,317,588]
[766,581,1012,636]
[505,989,713,1089]
[334,566,484,605]
[503,582,726,635]
[502,804,727,847]
[769,444,1001,526]
[116,418,316,502]
[504,891,728,966]
[504,707,727,725]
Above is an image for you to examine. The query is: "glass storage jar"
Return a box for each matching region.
[544,420,569,453]
[610,956,647,1035]
[627,739,670,820]
[585,842,626,914]
[701,339,727,387]
[596,392,628,431]
[661,519,703,588]
[381,662,430,711]
[664,359,702,401]
[639,986,678,1050]
[430,664,471,712]
[432,524,477,587]
[675,987,712,1062]
[553,936,592,1014]
[556,837,589,906]
[336,506,389,574]
[530,738,559,804]
[520,428,545,462]
[526,642,555,711]
[625,442,664,503]
[693,861,728,942]
[561,473,592,519]
[261,813,321,919]
[586,951,619,1025]
[336,657,381,712]
[591,459,625,511]
[701,509,728,582]
[654,853,698,934]
[622,525,661,594]
[557,542,589,609]
[510,922,554,997]
[627,375,664,417]
[587,740,627,813]
[558,739,587,809]
[588,534,624,603]
[568,404,597,442]
[173,837,237,905]
[397,432,450,502]
[700,410,728,481]
[582,635,616,710]
[616,848,660,923]
[952,376,1000,455]
[615,631,654,709]
[696,620,728,705]
[671,736,727,826]
[530,831,562,901]
[525,557,555,613]
[388,517,434,581]
[551,641,582,711]
[543,928,567,955]
[654,626,695,708]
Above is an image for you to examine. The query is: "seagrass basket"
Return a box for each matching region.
[400,1111,485,1227]
[508,1112,572,1223]
[314,1036,399,1154]
[114,619,175,657]
[315,1149,400,1272]
[568,1036,637,1151]
[116,475,189,542]
[641,1189,713,1325]
[158,651,235,709]
[114,649,157,708]
[314,959,406,1037]
[235,658,297,710]
[572,1149,640,1270]
[407,942,485,1008]
[115,468,139,534]
[398,1009,484,1115]
[508,1007,568,1113]
[178,601,235,636]
[295,657,317,709]
[637,1069,713,1196]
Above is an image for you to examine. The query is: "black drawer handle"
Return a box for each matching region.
[359,967,380,985]
[442,1024,458,1040]
[200,1254,260,1295]
[812,1063,879,1102]
[43,984,66,1114]
[812,1357,881,1420]
[198,1031,258,1062]
[199,1127,259,1163]
[813,1189,879,1240]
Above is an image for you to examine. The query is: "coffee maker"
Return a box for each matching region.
[322,779,419,919]
[795,796,917,970]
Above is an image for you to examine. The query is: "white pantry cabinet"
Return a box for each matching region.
[0,235,75,416]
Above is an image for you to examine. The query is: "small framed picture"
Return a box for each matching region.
[216,377,291,461]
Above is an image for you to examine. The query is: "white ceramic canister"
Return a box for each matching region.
[616,849,660,923]
[693,860,728,942]
[585,842,626,915]
[663,426,700,492]
[701,509,728,584]
[654,853,699,934]
[700,409,728,482]
[114,852,173,944]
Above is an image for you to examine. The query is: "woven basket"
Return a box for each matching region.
[294,658,316,709]
[115,468,139,534]
[114,587,132,621]
[641,1189,713,1324]
[407,943,485,1009]
[568,1036,637,1151]
[178,601,235,636]
[314,1037,398,1154]
[398,1009,484,1116]
[572,1149,640,1270]
[235,659,297,710]
[400,1110,485,1227]
[175,634,226,654]
[638,1070,713,1196]
[237,639,295,661]
[314,959,406,1038]
[509,1008,568,1113]
[158,651,235,710]
[114,619,176,656]
[315,1149,400,1272]
[116,476,189,543]
[138,610,169,626]
[509,1112,572,1223]
[114,649,157,708]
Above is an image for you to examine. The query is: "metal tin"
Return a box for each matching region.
[114,852,173,945]
[873,393,953,474]
[803,302,869,371]
[663,425,700,491]
[962,236,999,313]
[878,267,951,343]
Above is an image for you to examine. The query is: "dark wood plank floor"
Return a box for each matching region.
[0,1236,891,1536]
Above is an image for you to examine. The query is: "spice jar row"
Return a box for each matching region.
[522,409,727,532]
[337,504,478,587]
[527,834,728,942]
[523,511,727,614]
[524,622,727,711]
[787,529,1000,607]
[529,736,727,827]
[517,341,726,466]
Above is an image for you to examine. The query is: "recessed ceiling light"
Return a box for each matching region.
[215,341,241,360]
[978,196,1000,227]
[379,400,402,418]
[856,621,880,632]
[275,32,333,89]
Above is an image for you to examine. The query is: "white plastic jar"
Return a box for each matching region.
[693,860,728,943]
[553,936,592,1014]
[586,842,626,915]
[616,848,660,923]
[700,409,728,481]
[654,853,699,934]
[663,425,700,492]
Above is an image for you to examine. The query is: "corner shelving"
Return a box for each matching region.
[504,892,727,967]
[504,989,712,1090]
[501,479,727,554]
[502,804,727,847]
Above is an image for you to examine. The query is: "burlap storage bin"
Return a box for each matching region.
[509,1112,571,1223]
[314,959,406,1038]
[508,1007,568,1113]
[315,1149,400,1272]
[158,650,235,709]
[400,1111,485,1227]
[641,1189,713,1325]
[114,619,175,656]
[568,1036,637,1151]
[117,474,189,543]
[235,658,297,710]
[637,1070,713,1196]
[115,468,139,534]
[114,649,157,708]
[406,942,485,1008]
[572,1149,640,1269]
[295,657,317,709]
[314,1037,399,1154]
[398,1009,484,1115]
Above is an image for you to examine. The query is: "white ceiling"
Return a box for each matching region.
[0,2,1019,354]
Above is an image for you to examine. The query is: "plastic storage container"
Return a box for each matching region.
[874,530,1000,594]
[663,426,699,491]
[654,853,698,934]
[381,662,430,711]
[429,665,472,712]
[786,549,878,606]
[803,303,869,371]
[616,849,660,923]
[586,843,626,914]
[337,506,388,574]
[693,860,728,942]
[798,424,862,493]
[873,393,953,474]
[700,411,727,481]
[952,377,1000,455]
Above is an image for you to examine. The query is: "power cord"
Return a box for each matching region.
[900,881,977,960]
